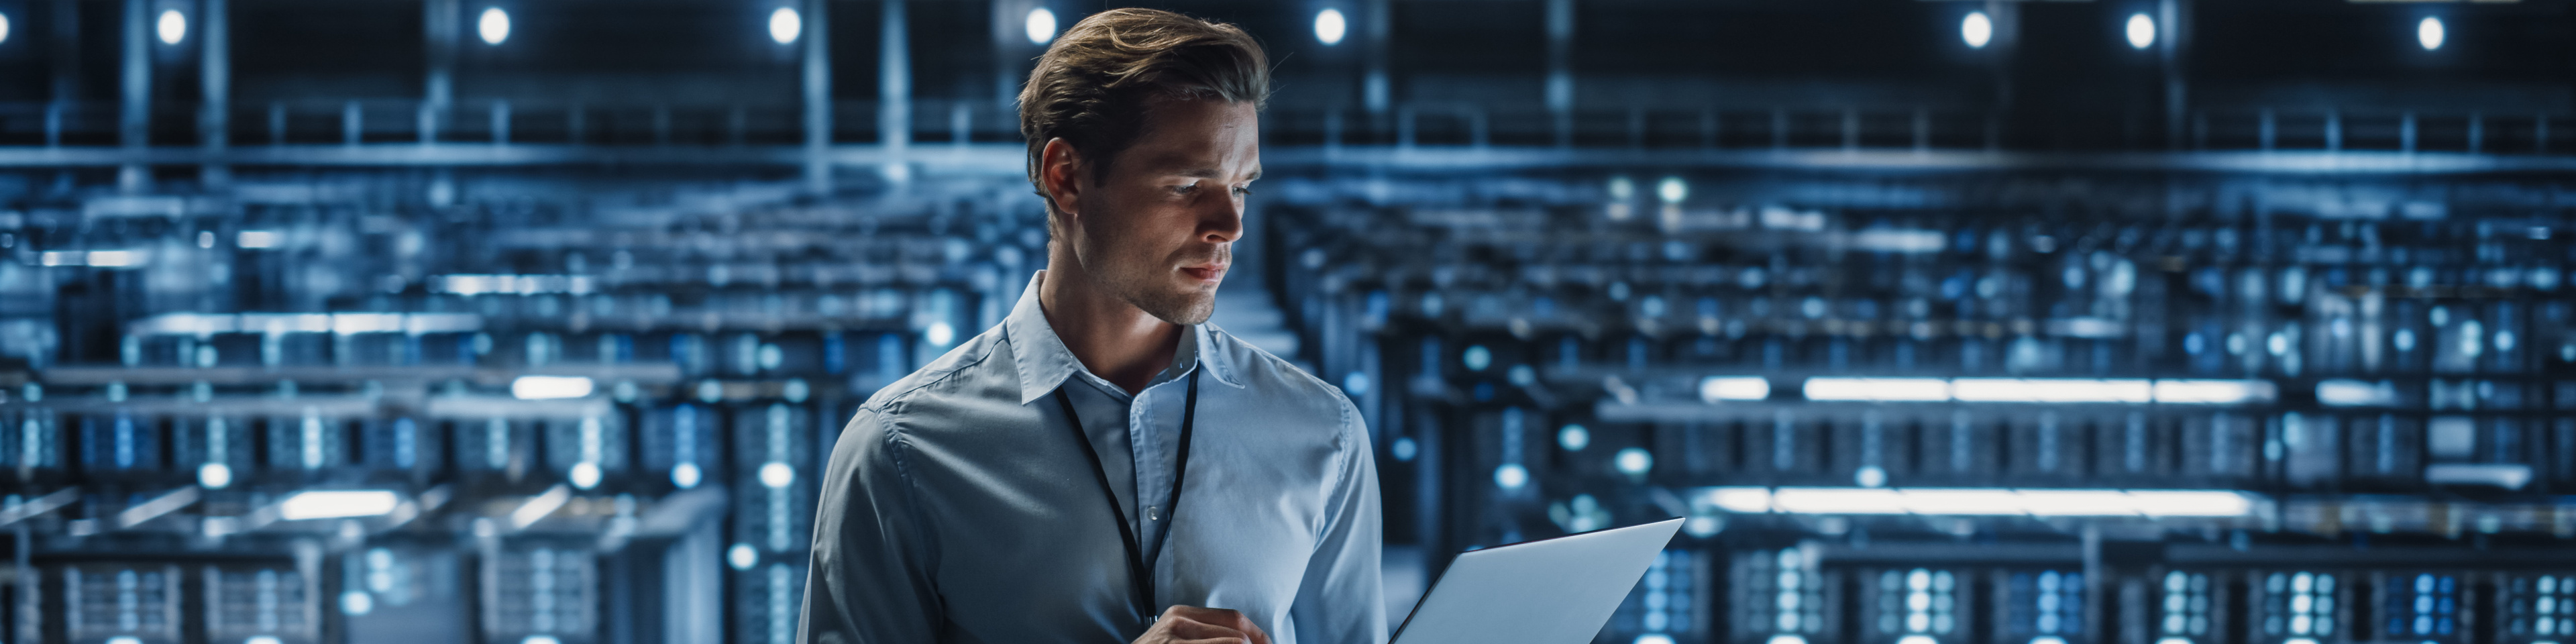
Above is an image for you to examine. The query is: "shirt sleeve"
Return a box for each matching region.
[799,407,943,644]
[1289,399,1388,644]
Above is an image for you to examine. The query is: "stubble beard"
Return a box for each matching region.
[1090,238,1226,326]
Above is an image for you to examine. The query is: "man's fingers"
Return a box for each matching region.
[1210,611,1268,644]
[1159,602,1267,644]
[1165,618,1250,642]
[1162,606,1239,623]
[1159,606,1269,644]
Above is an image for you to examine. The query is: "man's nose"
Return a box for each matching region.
[1199,191,1244,243]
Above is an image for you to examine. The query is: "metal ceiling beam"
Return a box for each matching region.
[2,144,2575,175]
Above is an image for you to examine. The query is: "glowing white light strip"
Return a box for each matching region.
[1801,377,2274,405]
[1953,378,2152,403]
[2152,379,2276,405]
[1894,488,2029,515]
[1803,377,1950,402]
[37,250,147,267]
[510,485,571,529]
[1849,229,1948,254]
[512,376,595,400]
[1699,376,1772,402]
[2316,379,2396,407]
[1699,486,2259,517]
[1772,487,1907,515]
[279,490,401,520]
[436,274,598,296]
[126,312,482,336]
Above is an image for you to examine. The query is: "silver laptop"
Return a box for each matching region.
[1389,518,1686,644]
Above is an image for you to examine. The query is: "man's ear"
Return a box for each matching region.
[1039,138,1085,225]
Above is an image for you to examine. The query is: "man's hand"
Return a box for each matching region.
[1130,605,1273,644]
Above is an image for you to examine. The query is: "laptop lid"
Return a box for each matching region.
[1389,518,1686,644]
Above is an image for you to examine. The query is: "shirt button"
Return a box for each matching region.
[1147,506,1160,521]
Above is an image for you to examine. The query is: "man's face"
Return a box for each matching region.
[1063,97,1260,325]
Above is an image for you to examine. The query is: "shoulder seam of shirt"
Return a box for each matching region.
[862,339,1000,615]
[1326,384,1360,541]
[863,334,1002,413]
[867,403,951,621]
[1212,325,1342,398]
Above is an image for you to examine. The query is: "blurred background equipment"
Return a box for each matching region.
[2,1,2574,643]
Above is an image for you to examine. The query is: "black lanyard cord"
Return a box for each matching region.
[1054,368,1200,621]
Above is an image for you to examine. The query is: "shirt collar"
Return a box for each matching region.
[1002,270,1245,405]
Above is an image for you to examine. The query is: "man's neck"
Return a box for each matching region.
[1035,265,1184,396]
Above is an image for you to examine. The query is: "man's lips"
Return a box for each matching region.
[1181,264,1228,282]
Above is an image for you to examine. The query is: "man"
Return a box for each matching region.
[798,8,1384,644]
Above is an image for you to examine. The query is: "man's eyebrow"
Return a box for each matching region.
[1171,166,1260,182]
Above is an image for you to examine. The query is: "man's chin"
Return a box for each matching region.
[1130,286,1218,326]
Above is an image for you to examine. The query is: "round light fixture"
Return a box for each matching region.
[478,7,511,46]
[339,590,373,615]
[1962,11,1993,49]
[1656,176,1688,204]
[1314,8,1347,46]
[1025,7,1057,45]
[2417,16,2445,51]
[769,7,800,44]
[1614,447,1654,477]
[2125,13,2155,50]
[197,462,233,489]
[155,9,185,45]
[1557,424,1591,451]
[759,462,796,488]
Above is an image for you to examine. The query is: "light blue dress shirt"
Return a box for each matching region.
[799,271,1386,644]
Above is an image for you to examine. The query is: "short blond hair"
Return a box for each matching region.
[1018,8,1270,215]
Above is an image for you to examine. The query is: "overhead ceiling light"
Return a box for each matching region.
[155,9,185,45]
[1025,7,1057,46]
[1962,11,1993,49]
[0,13,13,44]
[1656,176,1688,204]
[2416,16,2444,50]
[2125,13,2155,50]
[478,7,511,46]
[279,490,400,520]
[1314,7,1347,46]
[768,7,800,44]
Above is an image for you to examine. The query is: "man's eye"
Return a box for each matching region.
[1232,186,1252,197]
[1170,184,1197,195]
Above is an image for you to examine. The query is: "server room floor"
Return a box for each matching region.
[4,164,2573,644]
